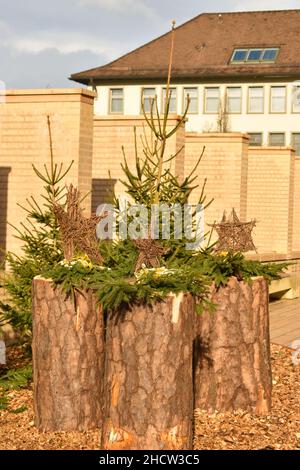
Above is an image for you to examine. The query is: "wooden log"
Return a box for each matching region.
[102,293,195,450]
[32,277,104,431]
[194,276,272,415]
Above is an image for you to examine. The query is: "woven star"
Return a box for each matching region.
[209,208,257,253]
[54,185,104,265]
[134,238,169,273]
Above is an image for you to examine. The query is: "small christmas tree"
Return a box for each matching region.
[118,22,212,270]
[0,116,73,338]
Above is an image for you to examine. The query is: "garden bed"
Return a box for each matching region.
[0,344,299,450]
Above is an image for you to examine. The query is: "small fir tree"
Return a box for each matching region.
[0,116,73,338]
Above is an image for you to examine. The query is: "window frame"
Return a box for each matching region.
[291,133,300,156]
[109,87,124,114]
[183,87,199,114]
[248,132,263,147]
[226,86,242,114]
[230,47,279,64]
[246,49,264,63]
[231,49,248,63]
[269,132,286,147]
[262,48,279,62]
[291,85,300,114]
[248,86,264,114]
[141,87,157,114]
[270,86,287,114]
[204,87,220,114]
[161,87,177,114]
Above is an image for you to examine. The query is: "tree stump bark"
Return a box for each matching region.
[194,276,272,415]
[102,293,195,450]
[32,277,104,431]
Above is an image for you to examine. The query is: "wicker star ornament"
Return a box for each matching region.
[53,185,104,265]
[209,208,257,253]
[134,238,169,273]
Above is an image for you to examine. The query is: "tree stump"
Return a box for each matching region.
[194,276,272,415]
[102,293,195,450]
[32,277,104,431]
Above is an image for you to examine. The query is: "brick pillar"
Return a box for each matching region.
[247,147,295,255]
[185,132,249,226]
[92,114,185,211]
[0,88,95,257]
[293,157,300,254]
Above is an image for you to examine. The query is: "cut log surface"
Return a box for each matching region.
[32,277,104,432]
[194,276,272,415]
[102,293,195,450]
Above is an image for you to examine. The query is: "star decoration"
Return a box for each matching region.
[209,208,257,253]
[53,185,104,265]
[134,238,169,273]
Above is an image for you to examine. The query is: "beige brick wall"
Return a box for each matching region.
[185,133,249,240]
[0,88,95,257]
[293,158,300,254]
[247,147,295,255]
[92,115,185,212]
[1,94,299,262]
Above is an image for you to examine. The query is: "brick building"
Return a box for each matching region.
[71,9,300,153]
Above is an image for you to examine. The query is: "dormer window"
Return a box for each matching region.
[231,47,279,64]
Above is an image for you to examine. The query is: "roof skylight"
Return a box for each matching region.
[231,48,279,64]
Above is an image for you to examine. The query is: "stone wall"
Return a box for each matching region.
[92,114,185,212]
[247,147,295,255]
[185,133,249,238]
[0,88,95,257]
[0,92,299,262]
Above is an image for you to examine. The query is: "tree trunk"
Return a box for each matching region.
[194,276,272,415]
[32,277,104,431]
[102,293,195,450]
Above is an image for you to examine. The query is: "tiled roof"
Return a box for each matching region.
[70,10,300,84]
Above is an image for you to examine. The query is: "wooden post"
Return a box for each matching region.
[101,293,195,450]
[32,277,104,431]
[194,276,272,415]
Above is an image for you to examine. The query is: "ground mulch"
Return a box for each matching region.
[0,344,299,450]
[194,344,300,450]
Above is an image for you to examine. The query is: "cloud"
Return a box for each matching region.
[78,0,158,20]
[10,35,123,58]
[1,0,299,89]
[0,18,126,59]
[232,0,299,11]
[0,44,106,89]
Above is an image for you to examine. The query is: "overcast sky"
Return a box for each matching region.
[0,0,299,89]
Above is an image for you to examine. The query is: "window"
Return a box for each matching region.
[292,85,300,113]
[262,49,278,61]
[183,87,198,114]
[269,133,285,147]
[248,133,263,146]
[270,86,286,113]
[231,49,248,62]
[109,88,124,113]
[247,49,263,61]
[142,88,156,113]
[162,88,177,113]
[292,133,300,156]
[204,87,220,113]
[248,87,264,113]
[227,87,242,113]
[230,47,279,63]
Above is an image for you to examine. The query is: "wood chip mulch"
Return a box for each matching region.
[0,344,299,450]
[194,344,300,450]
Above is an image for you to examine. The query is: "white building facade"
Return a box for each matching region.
[71,10,300,155]
[93,79,300,152]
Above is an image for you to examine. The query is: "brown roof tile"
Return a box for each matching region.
[70,10,300,84]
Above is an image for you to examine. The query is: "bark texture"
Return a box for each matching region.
[194,276,272,415]
[32,277,104,431]
[102,293,195,450]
